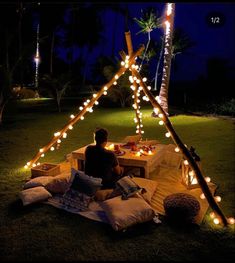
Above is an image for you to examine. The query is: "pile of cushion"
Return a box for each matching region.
[19,169,159,231]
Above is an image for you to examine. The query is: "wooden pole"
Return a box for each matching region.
[131,67,228,227]
[27,45,145,167]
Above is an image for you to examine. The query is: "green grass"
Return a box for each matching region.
[0,100,234,261]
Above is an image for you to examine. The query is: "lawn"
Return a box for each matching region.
[0,99,234,261]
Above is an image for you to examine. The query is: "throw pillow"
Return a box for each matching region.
[45,172,71,194]
[70,168,102,196]
[131,177,158,204]
[19,186,52,206]
[101,195,155,231]
[115,175,144,200]
[23,176,54,189]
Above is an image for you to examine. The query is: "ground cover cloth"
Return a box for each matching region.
[149,166,217,224]
[44,149,217,225]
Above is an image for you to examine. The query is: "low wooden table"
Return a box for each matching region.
[71,141,167,178]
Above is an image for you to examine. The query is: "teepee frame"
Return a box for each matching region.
[24,7,232,227]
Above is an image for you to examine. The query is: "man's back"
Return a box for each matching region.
[84,145,118,188]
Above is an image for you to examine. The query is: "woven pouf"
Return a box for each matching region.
[163,193,200,224]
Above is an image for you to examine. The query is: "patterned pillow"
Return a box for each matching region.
[45,172,71,194]
[70,168,102,197]
[23,176,54,189]
[115,176,144,200]
[101,195,155,231]
[19,186,52,206]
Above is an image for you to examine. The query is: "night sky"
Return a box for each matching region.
[57,2,235,82]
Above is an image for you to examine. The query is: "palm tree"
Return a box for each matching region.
[134,8,161,72]
[158,3,175,115]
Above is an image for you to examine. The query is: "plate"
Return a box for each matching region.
[113,150,125,156]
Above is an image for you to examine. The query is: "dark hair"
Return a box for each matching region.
[94,128,108,144]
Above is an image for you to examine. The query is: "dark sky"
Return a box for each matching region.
[56,2,235,82]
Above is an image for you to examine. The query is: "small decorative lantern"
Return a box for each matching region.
[181,159,201,189]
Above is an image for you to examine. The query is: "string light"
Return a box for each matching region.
[79,106,83,110]
[165,132,171,138]
[213,218,220,225]
[39,148,44,153]
[228,217,235,224]
[215,196,222,202]
[81,116,84,120]
[175,147,180,152]
[205,177,211,183]
[184,160,189,165]
[210,212,216,219]
[50,146,55,151]
[159,120,164,125]
[200,193,205,199]
[62,133,67,138]
[69,125,73,130]
[70,114,75,119]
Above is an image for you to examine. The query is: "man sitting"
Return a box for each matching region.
[84,128,124,189]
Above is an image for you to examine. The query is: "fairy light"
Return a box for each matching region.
[50,146,55,151]
[175,147,180,152]
[213,218,220,225]
[84,102,88,106]
[37,162,40,166]
[39,148,44,153]
[115,74,119,79]
[184,160,189,165]
[215,196,222,202]
[147,86,151,90]
[205,177,211,183]
[189,170,194,176]
[79,106,83,110]
[228,217,235,224]
[165,132,171,138]
[210,212,216,219]
[159,120,164,125]
[113,81,117,85]
[103,91,107,95]
[41,154,45,157]
[166,3,173,16]
[54,132,60,137]
[57,139,61,143]
[24,165,28,169]
[93,94,97,98]
[95,101,99,105]
[69,125,73,130]
[70,114,75,119]
[32,163,36,167]
[81,116,84,120]
[158,113,164,118]
[121,61,125,66]
[62,133,67,138]
[104,86,108,91]
[200,193,205,199]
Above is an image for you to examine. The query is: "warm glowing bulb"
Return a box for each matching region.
[104,86,108,91]
[189,170,194,176]
[62,133,67,138]
[121,61,125,66]
[39,148,44,152]
[200,193,205,199]
[41,154,45,157]
[136,152,141,157]
[81,116,84,120]
[175,147,180,152]
[89,108,93,113]
[210,212,216,219]
[50,146,55,151]
[205,177,211,183]
[115,74,118,79]
[57,139,61,143]
[32,163,36,167]
[215,196,221,202]
[27,162,30,166]
[37,162,40,166]
[93,94,97,98]
[24,165,28,169]
[213,218,220,225]
[141,130,144,134]
[79,106,83,110]
[147,86,151,90]
[142,77,147,82]
[165,132,171,138]
[95,101,99,105]
[84,102,88,106]
[184,160,189,165]
[70,114,75,119]
[228,217,235,224]
[69,125,73,130]
[113,81,117,85]
[158,113,164,118]
[159,120,164,125]
[103,91,107,95]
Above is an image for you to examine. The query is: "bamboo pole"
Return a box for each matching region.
[131,67,228,227]
[27,45,145,167]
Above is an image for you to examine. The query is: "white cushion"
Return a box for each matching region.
[19,186,52,206]
[23,176,54,189]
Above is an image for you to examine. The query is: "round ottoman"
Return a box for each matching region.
[163,193,200,224]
